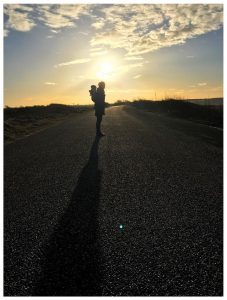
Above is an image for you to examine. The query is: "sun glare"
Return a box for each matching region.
[96,61,114,80]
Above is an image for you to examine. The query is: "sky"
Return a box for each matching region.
[4,4,223,107]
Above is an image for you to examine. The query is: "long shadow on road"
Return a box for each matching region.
[34,136,102,296]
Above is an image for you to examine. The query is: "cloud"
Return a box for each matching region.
[37,6,76,29]
[198,82,207,86]
[56,58,91,67]
[4,29,9,37]
[4,4,33,13]
[91,19,106,30]
[133,74,142,79]
[89,46,108,56]
[79,31,89,35]
[4,4,223,59]
[108,62,144,77]
[4,4,36,34]
[90,51,108,56]
[4,4,90,35]
[125,56,144,61]
[45,82,56,85]
[90,4,223,55]
[91,29,126,49]
[118,62,143,72]
[90,47,105,52]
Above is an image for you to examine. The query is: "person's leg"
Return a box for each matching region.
[96,115,102,134]
[99,115,103,132]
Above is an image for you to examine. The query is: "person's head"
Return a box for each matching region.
[91,85,96,90]
[98,81,105,89]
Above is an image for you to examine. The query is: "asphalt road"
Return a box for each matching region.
[4,106,223,296]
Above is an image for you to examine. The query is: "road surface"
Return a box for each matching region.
[4,106,223,296]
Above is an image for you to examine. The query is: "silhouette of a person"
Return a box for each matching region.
[94,81,105,136]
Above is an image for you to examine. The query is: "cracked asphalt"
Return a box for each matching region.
[4,105,223,296]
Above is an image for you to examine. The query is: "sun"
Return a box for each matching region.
[96,61,114,80]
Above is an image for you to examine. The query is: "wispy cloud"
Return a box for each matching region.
[90,51,108,57]
[125,56,144,61]
[90,47,104,52]
[117,62,143,73]
[89,46,108,56]
[133,74,142,79]
[45,82,57,85]
[56,58,91,67]
[103,62,144,78]
[198,82,207,86]
[79,31,89,35]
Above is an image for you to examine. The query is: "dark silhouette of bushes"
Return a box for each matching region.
[130,99,223,128]
[4,104,92,143]
[4,103,92,121]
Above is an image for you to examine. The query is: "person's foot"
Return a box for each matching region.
[96,131,105,136]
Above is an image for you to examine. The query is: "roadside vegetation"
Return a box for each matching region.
[4,103,92,143]
[113,99,223,128]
